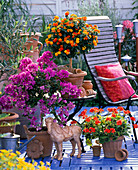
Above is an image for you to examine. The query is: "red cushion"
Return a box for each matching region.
[95,63,137,102]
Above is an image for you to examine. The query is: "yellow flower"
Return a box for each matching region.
[76,38,79,44]
[8,162,15,167]
[46,162,51,166]
[66,40,70,44]
[48,34,52,39]
[0,91,2,95]
[82,46,86,50]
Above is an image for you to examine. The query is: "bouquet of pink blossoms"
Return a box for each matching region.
[0,51,81,129]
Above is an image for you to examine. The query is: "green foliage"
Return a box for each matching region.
[77,0,121,29]
[132,0,138,19]
[0,0,39,89]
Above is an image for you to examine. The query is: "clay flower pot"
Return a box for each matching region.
[91,145,101,157]
[23,125,53,159]
[102,136,124,158]
[82,80,93,90]
[115,149,129,161]
[63,71,87,88]
[0,112,19,134]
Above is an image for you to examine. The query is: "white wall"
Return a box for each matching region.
[25,0,137,28]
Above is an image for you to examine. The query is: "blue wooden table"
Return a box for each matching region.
[20,106,138,170]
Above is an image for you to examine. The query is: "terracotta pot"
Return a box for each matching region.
[91,145,101,157]
[23,125,53,159]
[82,80,93,90]
[0,112,19,134]
[23,50,40,63]
[21,32,43,62]
[115,149,128,161]
[63,71,87,88]
[102,136,124,158]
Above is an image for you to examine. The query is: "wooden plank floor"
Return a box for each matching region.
[20,106,138,170]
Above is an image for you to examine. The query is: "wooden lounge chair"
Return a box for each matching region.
[83,16,138,142]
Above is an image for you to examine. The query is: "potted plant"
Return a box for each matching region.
[0,110,20,134]
[0,51,81,158]
[45,11,100,87]
[75,107,134,158]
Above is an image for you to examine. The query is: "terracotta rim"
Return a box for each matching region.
[69,71,87,78]
[1,112,19,121]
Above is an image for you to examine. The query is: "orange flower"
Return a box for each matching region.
[58,38,62,42]
[53,22,58,26]
[82,16,87,21]
[116,120,122,125]
[54,16,59,20]
[53,38,57,43]
[59,33,62,36]
[65,11,69,16]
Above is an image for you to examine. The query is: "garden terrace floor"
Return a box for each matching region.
[20,106,138,170]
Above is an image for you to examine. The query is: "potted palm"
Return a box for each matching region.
[0,51,81,158]
[45,11,100,87]
[76,107,133,158]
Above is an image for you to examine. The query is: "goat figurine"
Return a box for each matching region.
[45,117,82,160]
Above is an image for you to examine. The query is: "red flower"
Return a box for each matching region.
[133,124,138,128]
[104,129,110,133]
[117,120,122,125]
[117,106,124,111]
[65,11,69,16]
[95,120,101,125]
[83,128,89,133]
[93,116,98,121]
[124,110,131,114]
[71,120,77,124]
[85,117,91,122]
[106,117,111,121]
[110,128,116,133]
[78,109,87,117]
[111,113,116,118]
[89,107,99,113]
[89,127,96,133]
[130,117,136,121]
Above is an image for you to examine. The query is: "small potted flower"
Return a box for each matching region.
[0,51,81,158]
[76,107,134,158]
[45,11,100,87]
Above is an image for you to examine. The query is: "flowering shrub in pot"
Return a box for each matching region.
[0,51,81,129]
[74,107,136,158]
[76,107,132,145]
[45,11,100,69]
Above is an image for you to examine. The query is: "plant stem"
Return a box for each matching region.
[69,58,72,68]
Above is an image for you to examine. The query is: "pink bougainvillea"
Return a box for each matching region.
[0,51,81,129]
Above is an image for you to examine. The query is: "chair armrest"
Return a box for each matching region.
[123,69,138,76]
[97,75,136,81]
